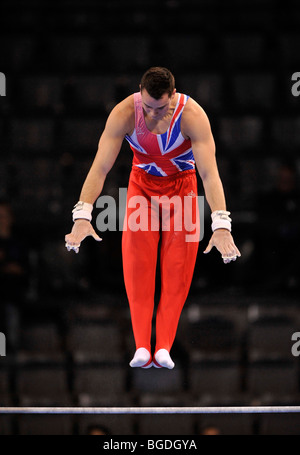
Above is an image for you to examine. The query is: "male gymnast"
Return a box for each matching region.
[65,67,241,369]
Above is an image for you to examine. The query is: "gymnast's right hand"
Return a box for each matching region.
[65,219,102,253]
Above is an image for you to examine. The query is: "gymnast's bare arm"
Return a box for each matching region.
[181,98,241,263]
[65,95,135,249]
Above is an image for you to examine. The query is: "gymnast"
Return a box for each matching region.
[65,67,241,369]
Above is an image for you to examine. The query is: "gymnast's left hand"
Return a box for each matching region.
[65,219,102,254]
[203,229,241,264]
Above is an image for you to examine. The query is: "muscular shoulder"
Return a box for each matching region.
[105,94,135,137]
[181,97,212,141]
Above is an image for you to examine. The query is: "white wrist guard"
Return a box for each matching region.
[72,201,93,222]
[211,210,232,232]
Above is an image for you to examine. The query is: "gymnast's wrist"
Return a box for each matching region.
[72,201,93,222]
[74,218,91,224]
[211,210,232,232]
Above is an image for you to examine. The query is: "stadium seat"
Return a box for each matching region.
[221,33,266,68]
[271,117,300,150]
[130,365,185,395]
[105,35,151,71]
[186,314,240,355]
[259,412,300,435]
[16,362,70,402]
[161,35,207,70]
[66,320,124,361]
[0,368,9,396]
[278,33,300,67]
[16,76,63,112]
[137,413,195,436]
[218,116,264,152]
[10,117,55,154]
[246,358,299,398]
[73,361,128,400]
[231,73,275,110]
[17,321,64,357]
[188,355,242,399]
[246,313,297,360]
[196,412,254,435]
[17,414,74,435]
[58,117,105,152]
[178,73,223,111]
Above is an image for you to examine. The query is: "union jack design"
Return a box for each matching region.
[125,92,195,177]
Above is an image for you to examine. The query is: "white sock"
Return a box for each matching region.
[129,348,152,368]
[154,349,175,369]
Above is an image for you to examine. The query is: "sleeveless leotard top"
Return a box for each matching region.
[125,92,195,177]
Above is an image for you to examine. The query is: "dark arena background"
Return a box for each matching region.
[0,0,300,437]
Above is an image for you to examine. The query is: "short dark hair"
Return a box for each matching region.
[140,67,175,99]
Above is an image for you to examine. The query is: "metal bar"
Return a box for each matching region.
[1,406,300,415]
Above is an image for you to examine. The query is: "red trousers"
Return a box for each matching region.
[122,168,199,355]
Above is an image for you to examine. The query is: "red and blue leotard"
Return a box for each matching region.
[125,92,195,177]
[122,91,199,361]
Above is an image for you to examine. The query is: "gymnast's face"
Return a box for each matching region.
[141,88,176,121]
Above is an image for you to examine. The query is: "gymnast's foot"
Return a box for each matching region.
[129,348,152,368]
[153,349,175,369]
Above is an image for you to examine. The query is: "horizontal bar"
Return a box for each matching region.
[1,406,300,415]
